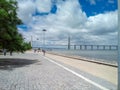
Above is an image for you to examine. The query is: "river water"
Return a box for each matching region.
[49,49,118,65]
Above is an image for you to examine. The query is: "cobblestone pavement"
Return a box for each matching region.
[0,53,115,90]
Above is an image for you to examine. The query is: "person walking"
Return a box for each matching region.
[3,49,6,56]
[10,50,13,56]
[42,49,46,56]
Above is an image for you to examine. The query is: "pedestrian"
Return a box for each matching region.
[34,49,36,53]
[3,49,6,56]
[42,49,45,56]
[38,48,41,52]
[10,50,13,56]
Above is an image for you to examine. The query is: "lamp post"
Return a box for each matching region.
[118,0,120,89]
[68,34,71,50]
[31,36,33,47]
[42,29,47,49]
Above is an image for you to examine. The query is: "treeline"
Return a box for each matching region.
[0,0,31,53]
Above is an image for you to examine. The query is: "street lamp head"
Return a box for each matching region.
[43,29,46,32]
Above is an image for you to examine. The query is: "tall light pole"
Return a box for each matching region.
[42,29,47,49]
[118,0,120,89]
[31,36,33,47]
[68,34,71,50]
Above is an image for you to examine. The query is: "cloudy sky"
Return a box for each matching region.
[17,0,118,47]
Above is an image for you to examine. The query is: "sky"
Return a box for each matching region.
[17,0,118,47]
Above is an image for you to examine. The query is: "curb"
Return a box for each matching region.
[46,52,118,68]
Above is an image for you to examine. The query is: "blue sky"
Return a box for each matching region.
[79,0,117,16]
[17,0,118,46]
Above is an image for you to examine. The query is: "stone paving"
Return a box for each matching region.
[0,52,113,90]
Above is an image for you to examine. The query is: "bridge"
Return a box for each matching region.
[71,45,118,50]
[32,45,118,50]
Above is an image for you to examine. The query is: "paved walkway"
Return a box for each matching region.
[0,52,117,90]
[46,53,117,85]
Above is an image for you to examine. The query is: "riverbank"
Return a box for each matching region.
[46,51,117,67]
[46,50,117,66]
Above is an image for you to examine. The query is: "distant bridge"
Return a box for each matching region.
[32,45,118,50]
[71,45,118,50]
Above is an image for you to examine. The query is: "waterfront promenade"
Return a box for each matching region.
[0,51,117,90]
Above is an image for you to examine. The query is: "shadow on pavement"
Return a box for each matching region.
[0,58,39,70]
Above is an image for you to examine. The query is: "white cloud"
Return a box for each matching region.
[35,0,52,12]
[17,0,52,24]
[17,0,36,24]
[55,0,87,28]
[17,0,118,46]
[85,10,118,35]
